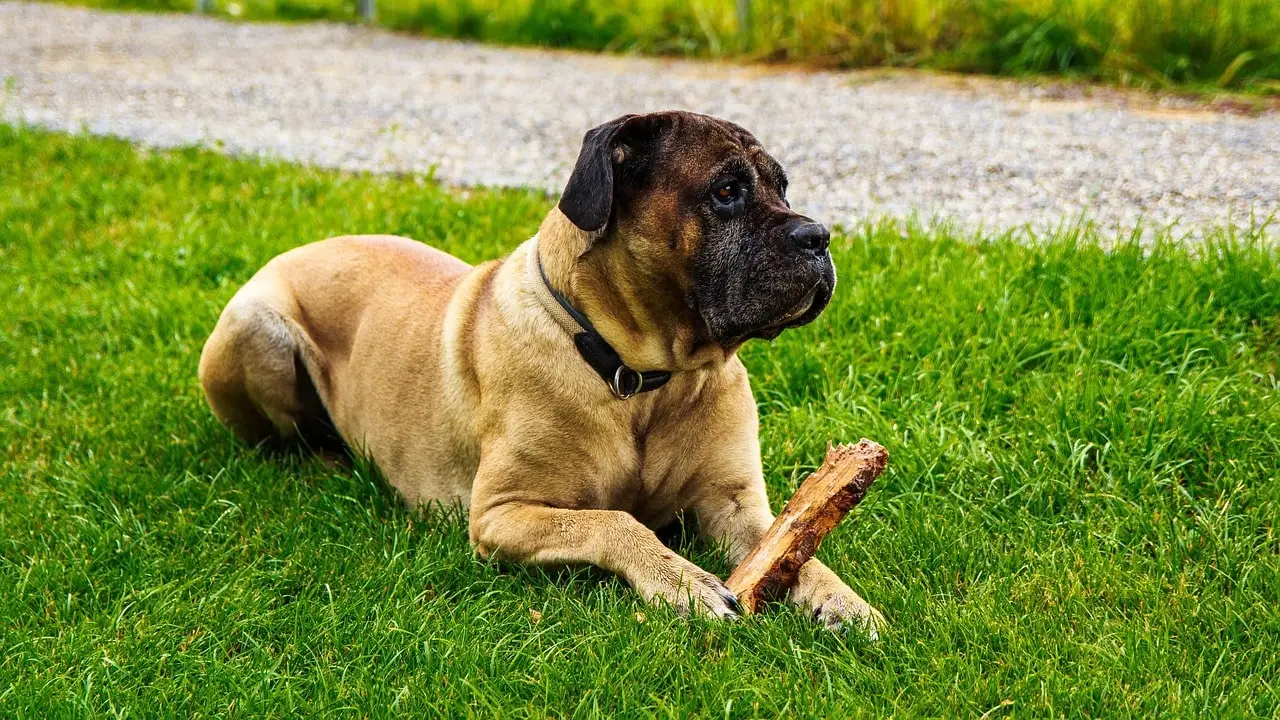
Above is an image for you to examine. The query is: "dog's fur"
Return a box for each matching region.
[199,111,882,631]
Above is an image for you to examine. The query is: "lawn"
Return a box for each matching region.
[58,0,1280,92]
[2,123,1279,717]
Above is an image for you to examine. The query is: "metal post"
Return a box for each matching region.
[358,0,375,23]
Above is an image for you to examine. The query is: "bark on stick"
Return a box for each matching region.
[725,439,887,613]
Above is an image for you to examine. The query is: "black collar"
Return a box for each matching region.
[536,256,671,399]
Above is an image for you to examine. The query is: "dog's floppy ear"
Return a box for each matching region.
[558,113,658,234]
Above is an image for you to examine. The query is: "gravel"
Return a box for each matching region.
[2,1,1278,236]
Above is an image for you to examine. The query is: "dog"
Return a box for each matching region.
[199,111,883,634]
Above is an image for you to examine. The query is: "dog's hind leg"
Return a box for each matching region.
[198,287,339,451]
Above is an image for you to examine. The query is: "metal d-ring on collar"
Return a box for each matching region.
[535,254,671,399]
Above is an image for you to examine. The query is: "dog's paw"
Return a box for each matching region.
[810,591,885,639]
[635,556,740,619]
[788,561,883,639]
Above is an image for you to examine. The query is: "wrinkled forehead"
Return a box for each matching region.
[655,115,787,190]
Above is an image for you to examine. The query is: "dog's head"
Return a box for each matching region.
[558,111,835,350]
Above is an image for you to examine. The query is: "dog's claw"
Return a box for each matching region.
[815,601,884,640]
[638,559,743,620]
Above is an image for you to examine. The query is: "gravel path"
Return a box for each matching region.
[3,2,1278,235]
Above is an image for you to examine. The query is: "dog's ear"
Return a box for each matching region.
[558,114,663,234]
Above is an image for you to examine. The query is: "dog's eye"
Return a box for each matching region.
[711,181,744,208]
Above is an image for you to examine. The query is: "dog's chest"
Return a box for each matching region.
[590,413,701,528]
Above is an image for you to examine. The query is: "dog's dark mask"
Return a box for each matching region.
[558,111,836,349]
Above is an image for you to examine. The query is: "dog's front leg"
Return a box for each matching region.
[693,484,884,636]
[470,500,741,619]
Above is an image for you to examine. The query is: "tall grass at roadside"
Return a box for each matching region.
[57,0,1280,91]
[2,124,1279,716]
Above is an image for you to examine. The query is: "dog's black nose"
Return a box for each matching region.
[789,222,830,252]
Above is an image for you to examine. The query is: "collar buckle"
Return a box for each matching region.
[610,366,643,400]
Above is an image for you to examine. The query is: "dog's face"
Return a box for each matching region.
[558,111,836,349]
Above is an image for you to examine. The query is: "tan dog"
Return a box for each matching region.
[199,111,883,633]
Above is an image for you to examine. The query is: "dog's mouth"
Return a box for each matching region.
[747,284,819,338]
[729,278,831,343]
[694,246,836,347]
[773,285,819,327]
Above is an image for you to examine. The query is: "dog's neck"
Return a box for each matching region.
[535,210,729,373]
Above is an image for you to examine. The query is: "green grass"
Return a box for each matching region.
[2,122,1279,717]
[58,0,1280,93]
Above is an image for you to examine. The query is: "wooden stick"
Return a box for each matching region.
[726,438,887,613]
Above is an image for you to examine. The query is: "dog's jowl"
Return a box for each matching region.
[198,111,883,635]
